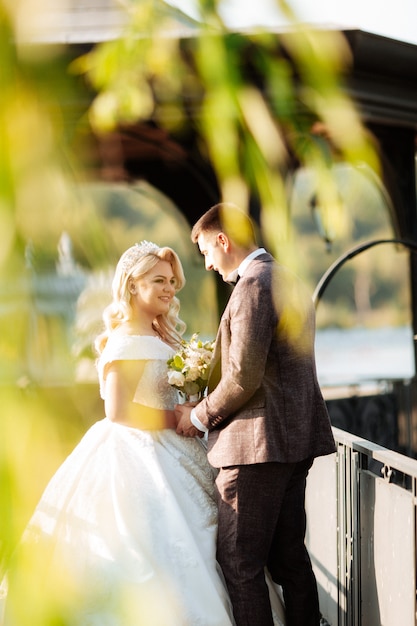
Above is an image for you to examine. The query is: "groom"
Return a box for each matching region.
[175,203,335,626]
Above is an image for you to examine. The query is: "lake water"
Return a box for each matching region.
[315,326,415,388]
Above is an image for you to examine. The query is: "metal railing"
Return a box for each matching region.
[306,427,417,626]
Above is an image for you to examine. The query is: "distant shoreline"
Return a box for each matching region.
[315,325,415,392]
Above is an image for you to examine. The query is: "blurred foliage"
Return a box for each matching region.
[0,0,407,623]
[72,0,379,266]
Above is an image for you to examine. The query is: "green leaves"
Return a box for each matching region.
[173,354,185,370]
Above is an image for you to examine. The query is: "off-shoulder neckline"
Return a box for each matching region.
[110,333,161,340]
[109,333,175,348]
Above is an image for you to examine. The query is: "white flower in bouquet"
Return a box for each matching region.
[167,333,215,400]
[167,370,186,388]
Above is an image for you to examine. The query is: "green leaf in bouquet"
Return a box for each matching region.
[173,354,184,369]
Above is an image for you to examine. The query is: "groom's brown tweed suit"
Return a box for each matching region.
[194,252,336,626]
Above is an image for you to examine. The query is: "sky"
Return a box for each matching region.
[169,0,417,45]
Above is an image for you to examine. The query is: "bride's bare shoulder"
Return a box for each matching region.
[111,323,137,338]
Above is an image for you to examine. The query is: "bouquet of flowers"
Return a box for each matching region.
[167,333,215,401]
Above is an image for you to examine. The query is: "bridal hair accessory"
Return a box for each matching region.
[120,241,160,273]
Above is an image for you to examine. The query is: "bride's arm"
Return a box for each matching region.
[104,360,176,430]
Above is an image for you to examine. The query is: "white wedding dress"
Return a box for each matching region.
[1,335,235,626]
[1,334,286,626]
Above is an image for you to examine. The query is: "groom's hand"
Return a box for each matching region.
[174,404,203,438]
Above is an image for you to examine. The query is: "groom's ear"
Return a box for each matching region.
[217,233,229,250]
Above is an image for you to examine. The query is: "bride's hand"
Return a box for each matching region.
[174,404,203,438]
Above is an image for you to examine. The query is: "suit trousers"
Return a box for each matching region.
[215,459,320,626]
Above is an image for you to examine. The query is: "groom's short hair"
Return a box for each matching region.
[191,203,257,249]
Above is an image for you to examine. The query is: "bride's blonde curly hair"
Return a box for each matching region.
[95,242,186,354]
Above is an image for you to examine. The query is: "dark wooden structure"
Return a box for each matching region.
[28,5,417,236]
[71,29,417,232]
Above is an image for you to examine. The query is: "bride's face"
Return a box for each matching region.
[131,260,177,318]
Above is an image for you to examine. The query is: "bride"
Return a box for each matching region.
[2,241,235,626]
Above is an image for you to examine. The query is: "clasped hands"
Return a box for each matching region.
[174,401,204,438]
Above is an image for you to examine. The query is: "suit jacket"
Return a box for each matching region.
[194,252,336,468]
